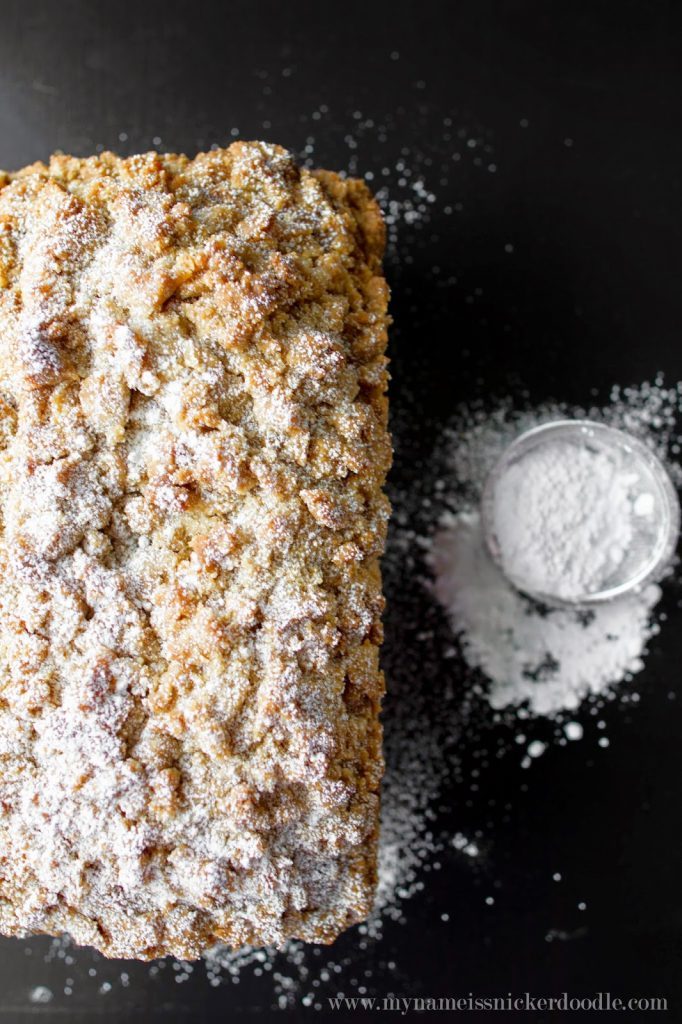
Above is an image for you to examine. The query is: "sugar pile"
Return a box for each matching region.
[428,383,680,716]
[430,510,661,715]
[486,433,661,601]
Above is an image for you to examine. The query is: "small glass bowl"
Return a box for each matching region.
[480,419,680,606]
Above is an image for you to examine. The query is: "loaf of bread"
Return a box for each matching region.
[0,142,390,959]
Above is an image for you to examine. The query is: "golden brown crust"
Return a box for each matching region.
[0,142,390,959]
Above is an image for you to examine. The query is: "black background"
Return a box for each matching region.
[0,1,681,1021]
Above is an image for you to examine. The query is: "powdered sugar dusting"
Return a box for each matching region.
[430,510,662,715]
[0,141,390,962]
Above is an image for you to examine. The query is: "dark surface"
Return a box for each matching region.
[0,0,681,1020]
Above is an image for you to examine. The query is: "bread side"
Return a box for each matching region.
[0,142,390,959]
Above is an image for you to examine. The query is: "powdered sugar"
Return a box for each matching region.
[28,985,53,1004]
[483,420,677,604]
[428,384,680,716]
[489,438,641,600]
[430,509,661,715]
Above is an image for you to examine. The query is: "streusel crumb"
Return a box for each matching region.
[0,142,390,959]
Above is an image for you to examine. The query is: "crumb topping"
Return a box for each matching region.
[0,142,390,959]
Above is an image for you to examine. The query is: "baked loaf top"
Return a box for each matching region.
[0,143,390,959]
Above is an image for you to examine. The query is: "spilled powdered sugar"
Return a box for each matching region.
[427,381,681,716]
[430,511,661,715]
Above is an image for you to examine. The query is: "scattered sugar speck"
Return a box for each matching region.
[29,986,53,1004]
